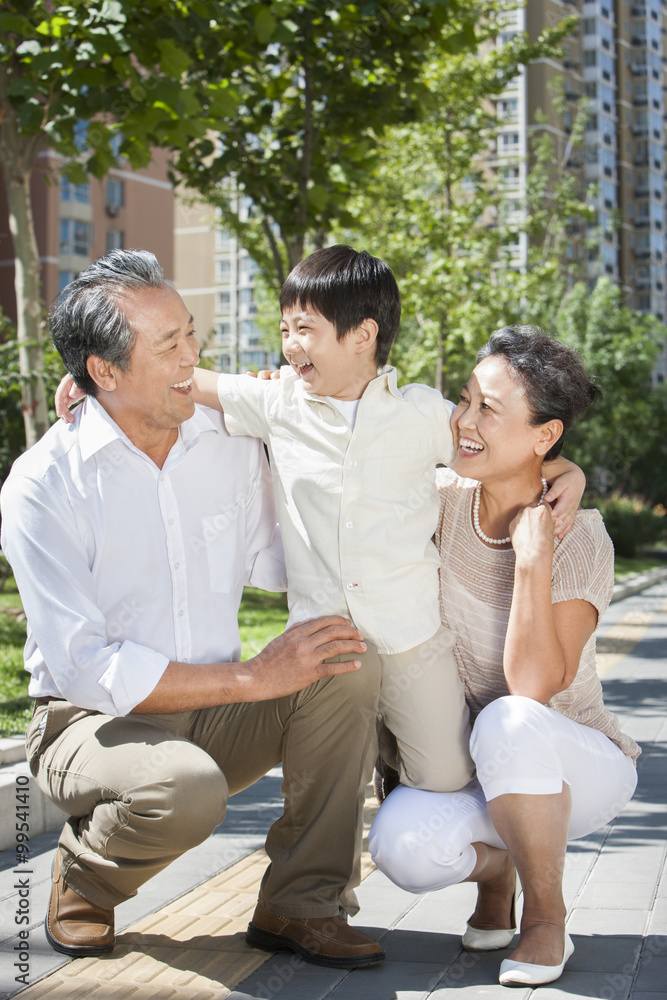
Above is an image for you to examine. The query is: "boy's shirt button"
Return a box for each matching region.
[346,582,358,590]
[346,521,353,528]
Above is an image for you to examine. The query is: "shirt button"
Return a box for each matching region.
[179,609,184,617]
[349,460,357,468]
[175,562,180,570]
[346,582,356,590]
[346,521,353,528]
[182,657,189,663]
[168,518,174,526]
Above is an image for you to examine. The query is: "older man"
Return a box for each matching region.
[0,250,383,969]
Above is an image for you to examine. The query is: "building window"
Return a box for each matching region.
[59,270,78,292]
[216,322,231,341]
[59,219,92,256]
[584,50,597,67]
[217,259,231,281]
[106,178,124,216]
[106,229,123,252]
[217,290,231,311]
[500,132,520,151]
[60,179,90,204]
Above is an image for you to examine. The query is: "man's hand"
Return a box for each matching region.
[245,616,367,700]
[246,369,281,380]
[55,372,85,423]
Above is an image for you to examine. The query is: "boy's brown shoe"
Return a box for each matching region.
[45,849,115,957]
[246,903,385,968]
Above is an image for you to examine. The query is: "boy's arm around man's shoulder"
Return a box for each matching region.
[193,366,284,442]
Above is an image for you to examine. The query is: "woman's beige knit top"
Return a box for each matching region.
[435,468,640,763]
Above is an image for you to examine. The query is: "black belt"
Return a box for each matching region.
[34,696,66,707]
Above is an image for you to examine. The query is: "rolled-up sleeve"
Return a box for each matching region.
[217,372,273,440]
[1,474,169,715]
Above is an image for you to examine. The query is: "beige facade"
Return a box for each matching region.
[173,190,280,373]
[0,148,174,324]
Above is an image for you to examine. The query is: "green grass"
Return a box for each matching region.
[613,555,666,579]
[0,580,288,738]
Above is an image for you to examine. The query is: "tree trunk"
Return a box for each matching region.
[0,98,49,448]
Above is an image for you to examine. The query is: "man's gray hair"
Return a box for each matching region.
[49,249,165,398]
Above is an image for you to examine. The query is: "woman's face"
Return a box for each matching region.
[450,355,551,481]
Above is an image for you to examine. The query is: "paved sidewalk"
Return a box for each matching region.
[1,580,666,1000]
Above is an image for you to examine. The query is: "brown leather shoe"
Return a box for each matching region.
[246,903,385,969]
[45,849,115,957]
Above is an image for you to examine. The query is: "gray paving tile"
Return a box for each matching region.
[330,960,445,999]
[577,880,656,910]
[534,971,632,1000]
[227,954,344,1000]
[567,908,649,936]
[633,952,667,992]
[380,927,463,965]
[566,933,642,974]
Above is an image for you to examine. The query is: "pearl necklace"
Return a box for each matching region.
[472,477,548,546]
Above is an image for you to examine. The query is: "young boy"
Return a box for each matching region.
[191,245,581,792]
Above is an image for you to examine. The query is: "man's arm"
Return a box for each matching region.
[542,455,586,538]
[132,617,367,713]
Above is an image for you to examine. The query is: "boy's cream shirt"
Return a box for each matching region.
[217,366,455,654]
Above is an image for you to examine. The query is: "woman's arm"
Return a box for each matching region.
[504,503,598,703]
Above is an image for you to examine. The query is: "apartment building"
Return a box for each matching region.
[173,192,281,373]
[493,0,667,383]
[0,148,174,322]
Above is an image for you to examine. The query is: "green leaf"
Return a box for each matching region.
[157,37,191,77]
[254,6,276,44]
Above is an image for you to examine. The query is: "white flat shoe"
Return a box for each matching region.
[499,932,574,987]
[462,878,518,951]
[462,923,516,951]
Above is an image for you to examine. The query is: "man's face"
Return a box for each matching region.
[109,283,200,447]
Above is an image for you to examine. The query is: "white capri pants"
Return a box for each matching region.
[369,695,638,894]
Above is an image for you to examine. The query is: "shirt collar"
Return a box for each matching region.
[289,364,403,405]
[78,396,218,463]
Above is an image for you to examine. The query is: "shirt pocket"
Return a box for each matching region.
[202,501,246,594]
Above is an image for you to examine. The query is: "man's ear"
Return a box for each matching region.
[86,356,119,394]
[353,318,379,355]
[534,419,564,457]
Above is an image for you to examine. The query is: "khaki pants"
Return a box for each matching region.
[26,661,380,917]
[331,625,474,793]
[379,625,473,791]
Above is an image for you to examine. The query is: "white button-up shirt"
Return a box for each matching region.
[0,398,285,716]
[218,366,455,654]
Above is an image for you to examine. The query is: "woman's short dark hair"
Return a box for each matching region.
[279,245,401,368]
[477,325,601,461]
[49,249,165,397]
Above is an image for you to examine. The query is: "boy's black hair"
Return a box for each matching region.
[279,245,401,368]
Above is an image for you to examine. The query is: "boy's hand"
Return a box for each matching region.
[246,369,281,380]
[543,462,586,538]
[55,373,85,423]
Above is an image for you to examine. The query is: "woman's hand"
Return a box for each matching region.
[509,502,555,568]
[55,373,85,423]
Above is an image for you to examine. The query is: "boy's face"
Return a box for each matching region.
[280,305,374,399]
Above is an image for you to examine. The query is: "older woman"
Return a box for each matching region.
[369,326,639,987]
